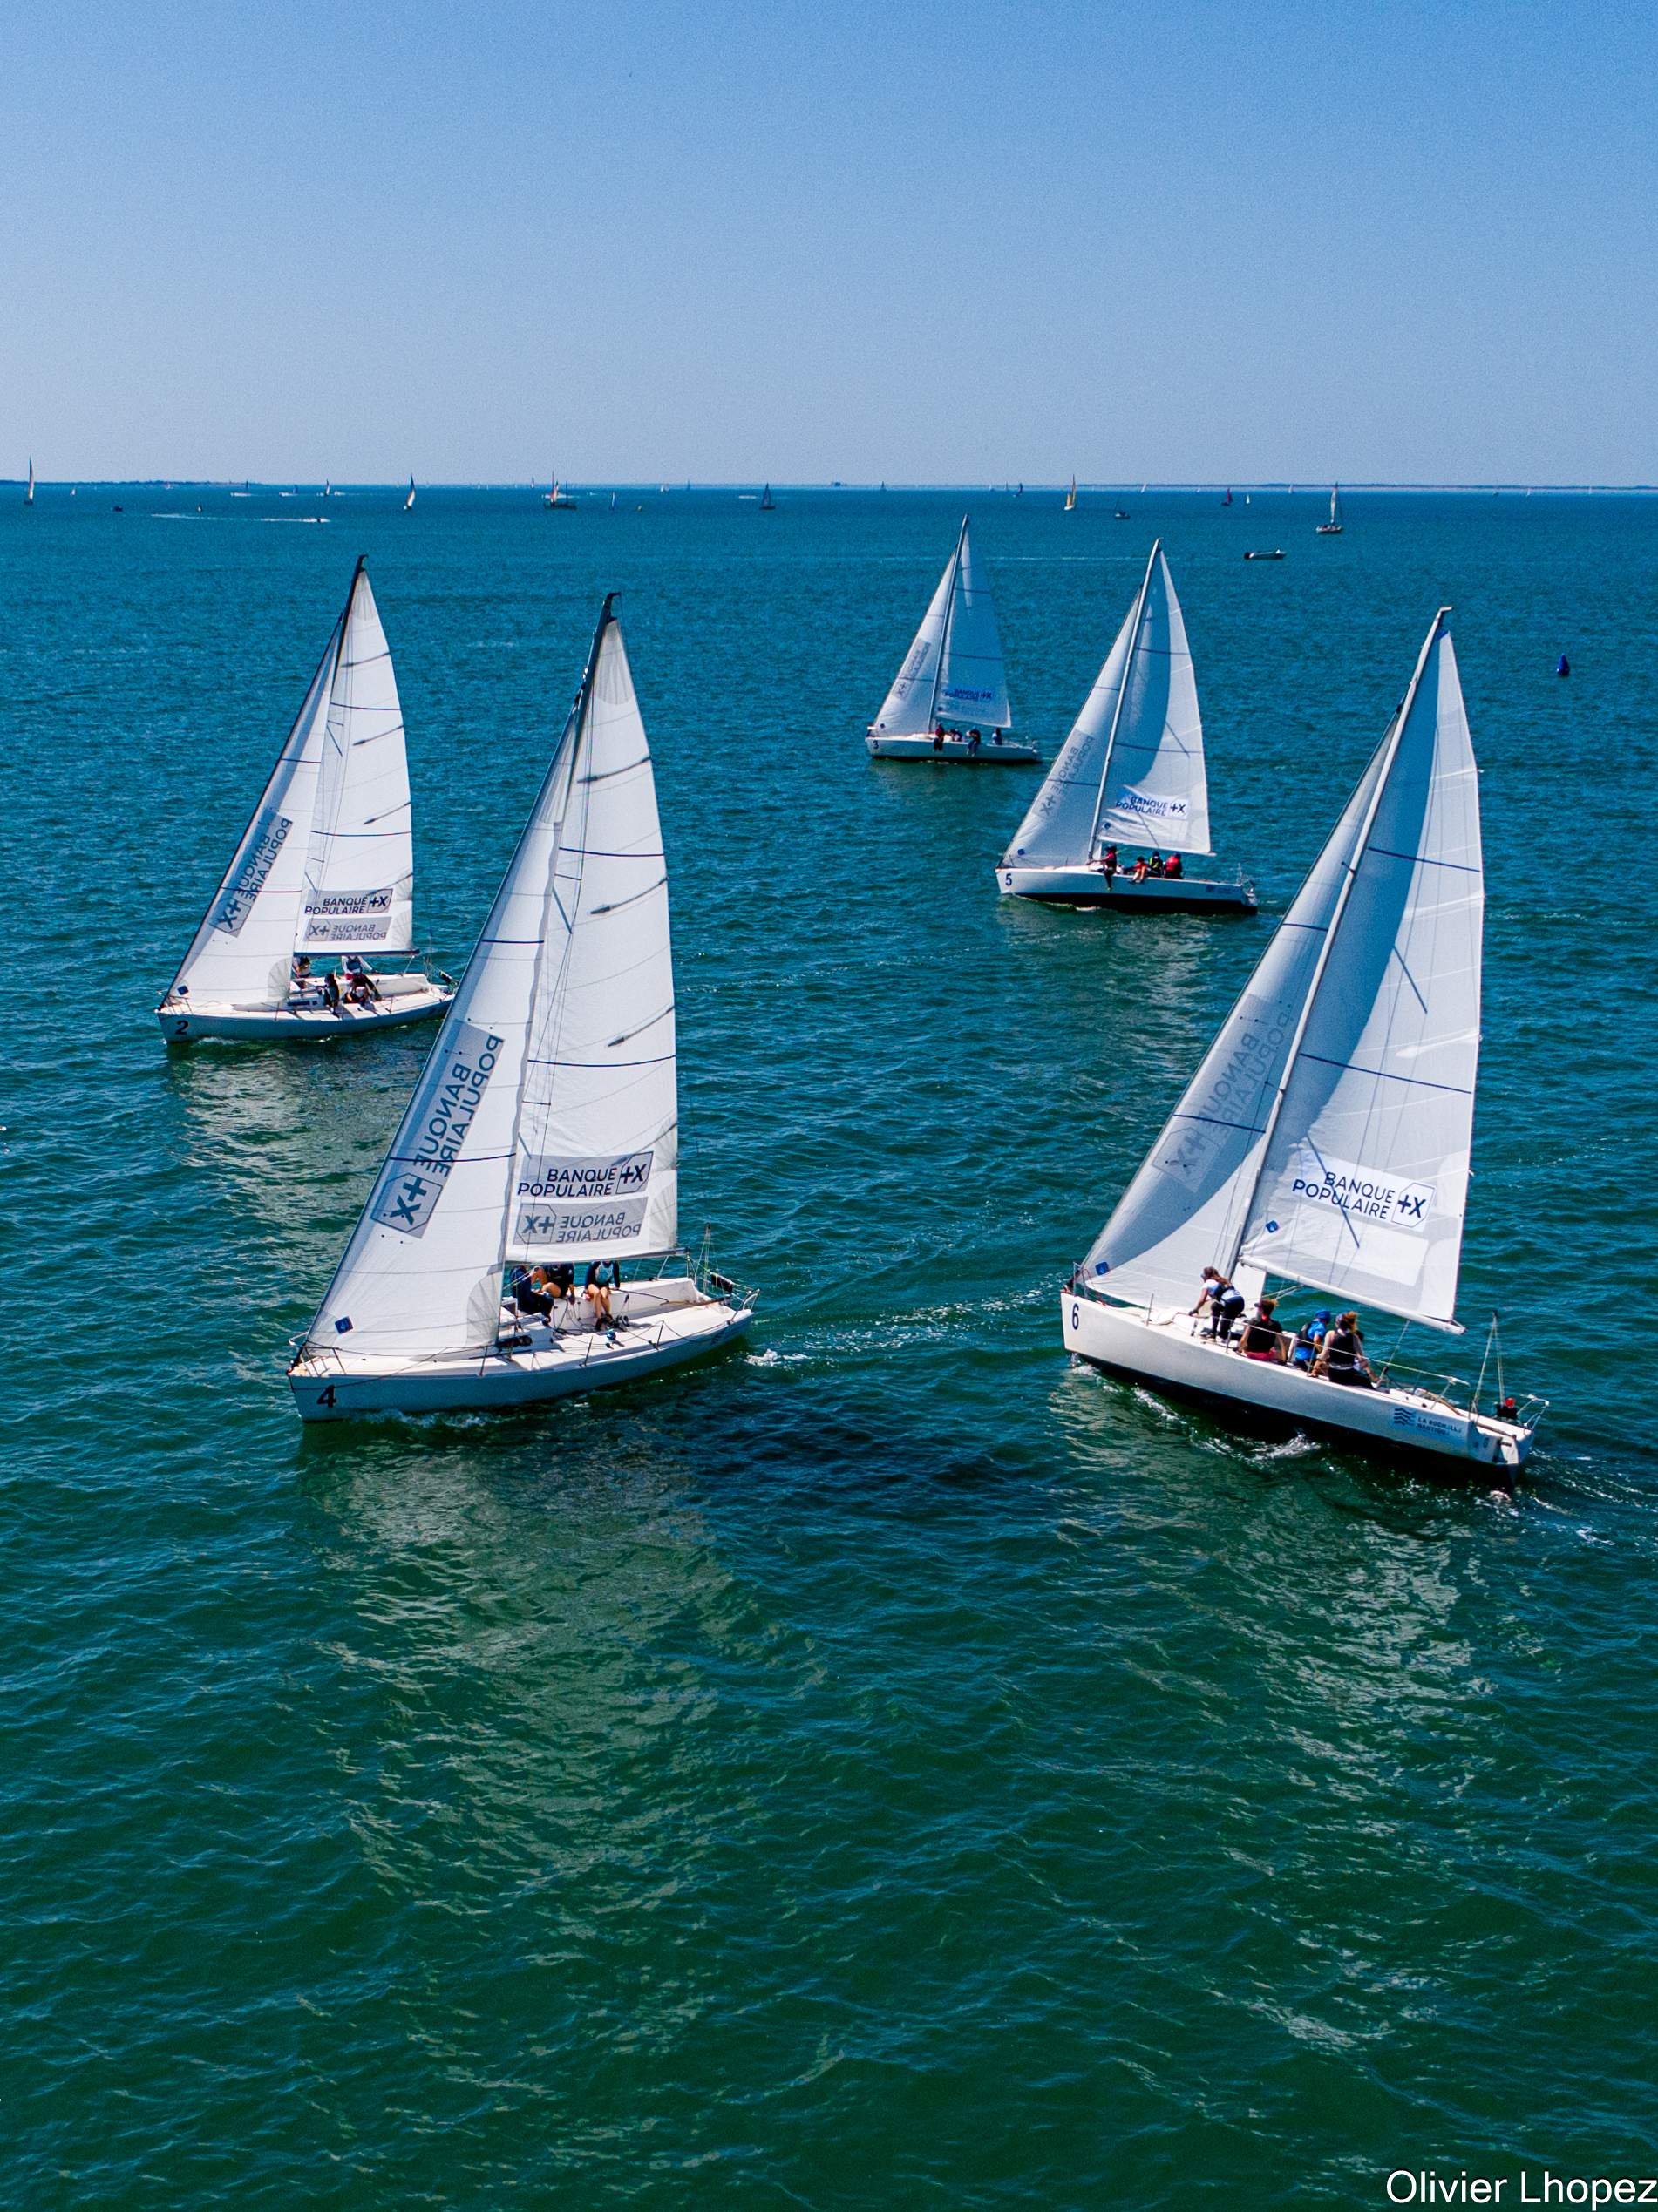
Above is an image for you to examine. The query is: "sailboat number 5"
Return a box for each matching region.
[1004,873,1013,888]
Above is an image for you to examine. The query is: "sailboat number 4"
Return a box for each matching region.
[317,1386,336,1407]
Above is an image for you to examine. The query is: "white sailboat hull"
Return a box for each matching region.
[289,1279,752,1421]
[996,863,1256,913]
[866,731,1039,763]
[1062,1293,1532,1469]
[159,979,452,1042]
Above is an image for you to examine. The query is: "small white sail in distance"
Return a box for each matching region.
[1080,607,1481,1333]
[306,594,679,1360]
[1003,541,1209,865]
[26,458,35,504]
[870,517,1011,735]
[404,477,416,509]
[166,561,413,1008]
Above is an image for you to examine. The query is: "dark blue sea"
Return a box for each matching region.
[4,483,1656,2207]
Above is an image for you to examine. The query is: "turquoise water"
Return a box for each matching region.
[4,485,1655,2206]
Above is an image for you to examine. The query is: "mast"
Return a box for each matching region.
[927,517,968,730]
[1220,607,1451,1277]
[1085,540,1159,857]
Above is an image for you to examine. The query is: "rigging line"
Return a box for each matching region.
[558,846,666,861]
[1297,1052,1473,1095]
[526,1053,675,1070]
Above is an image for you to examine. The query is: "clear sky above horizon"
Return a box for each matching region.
[3,0,1655,485]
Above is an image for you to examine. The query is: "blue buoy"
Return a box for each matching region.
[1557,655,1570,677]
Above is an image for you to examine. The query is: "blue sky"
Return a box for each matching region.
[3,0,1654,482]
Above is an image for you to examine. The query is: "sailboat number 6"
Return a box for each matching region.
[1071,1303,1080,1330]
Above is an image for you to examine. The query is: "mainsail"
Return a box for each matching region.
[870,518,1011,735]
[300,572,414,954]
[306,596,679,1359]
[1080,610,1481,1332]
[166,562,411,1006]
[1003,542,1210,865]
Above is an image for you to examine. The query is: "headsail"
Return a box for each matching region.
[306,597,678,1359]
[871,525,959,736]
[1080,610,1481,1332]
[300,566,415,955]
[166,606,345,1009]
[1002,542,1209,865]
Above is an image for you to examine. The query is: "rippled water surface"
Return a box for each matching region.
[4,485,1656,2207]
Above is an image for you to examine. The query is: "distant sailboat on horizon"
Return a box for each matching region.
[404,477,416,511]
[544,476,577,510]
[1064,477,1077,512]
[1316,485,1344,534]
[25,458,35,505]
[759,484,775,510]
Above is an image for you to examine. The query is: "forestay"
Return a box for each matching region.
[307,598,679,1360]
[1081,611,1480,1332]
[871,518,1011,735]
[301,570,415,954]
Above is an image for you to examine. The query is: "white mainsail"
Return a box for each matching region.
[300,570,414,955]
[1080,610,1481,1332]
[1003,542,1210,865]
[404,478,416,510]
[167,561,411,1007]
[870,518,1011,735]
[26,459,35,505]
[307,596,678,1360]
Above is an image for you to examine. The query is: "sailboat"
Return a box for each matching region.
[25,458,34,505]
[403,478,416,510]
[287,594,754,1422]
[544,476,577,510]
[1316,485,1344,534]
[157,560,452,1042]
[1223,488,1233,506]
[1064,478,1077,512]
[1061,608,1540,1469]
[866,516,1037,763]
[759,484,775,510]
[997,542,1255,910]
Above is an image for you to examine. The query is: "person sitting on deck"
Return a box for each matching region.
[1240,1296,1289,1362]
[1149,850,1163,875]
[514,1267,556,1319]
[1163,852,1183,878]
[1131,855,1150,883]
[968,728,982,752]
[1290,1310,1332,1370]
[343,973,377,1008]
[932,726,946,751]
[1315,1313,1376,1388]
[551,1264,575,1299]
[583,1262,613,1324]
[343,956,382,1001]
[323,967,343,1010]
